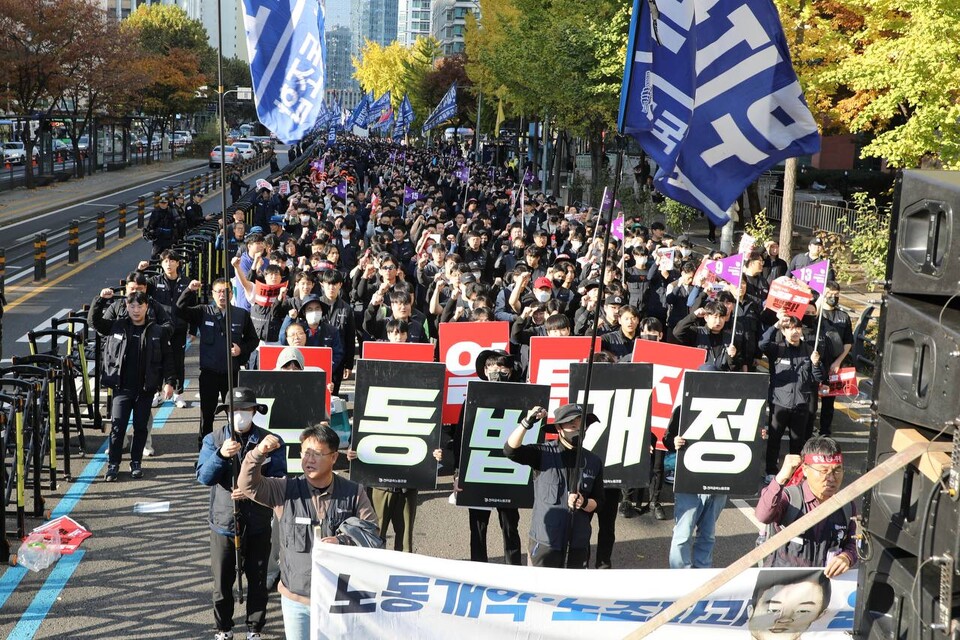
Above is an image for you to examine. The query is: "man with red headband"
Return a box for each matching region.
[755,436,856,578]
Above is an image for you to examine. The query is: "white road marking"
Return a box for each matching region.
[731,498,764,532]
[16,307,74,343]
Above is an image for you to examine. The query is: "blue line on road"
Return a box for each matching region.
[152,379,191,430]
[7,550,86,640]
[0,439,107,612]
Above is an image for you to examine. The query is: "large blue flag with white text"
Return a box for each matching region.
[395,93,415,137]
[618,0,819,224]
[368,91,392,123]
[422,83,458,134]
[347,95,369,129]
[241,0,326,144]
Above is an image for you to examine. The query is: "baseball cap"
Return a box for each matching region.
[534,277,553,290]
[553,403,600,426]
[604,294,624,306]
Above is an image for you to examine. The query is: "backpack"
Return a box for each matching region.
[755,484,853,567]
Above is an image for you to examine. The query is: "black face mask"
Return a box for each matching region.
[824,295,839,307]
[640,333,660,341]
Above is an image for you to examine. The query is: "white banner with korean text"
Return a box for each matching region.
[311,544,856,639]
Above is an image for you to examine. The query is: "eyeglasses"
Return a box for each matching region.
[380,265,397,271]
[301,449,336,460]
[806,465,843,478]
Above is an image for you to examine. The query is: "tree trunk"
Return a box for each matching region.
[779,157,798,263]
[746,179,761,224]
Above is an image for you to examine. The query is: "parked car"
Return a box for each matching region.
[174,130,193,145]
[232,141,256,161]
[236,137,263,154]
[3,141,27,165]
[210,145,239,167]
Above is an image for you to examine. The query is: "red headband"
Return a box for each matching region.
[804,453,843,465]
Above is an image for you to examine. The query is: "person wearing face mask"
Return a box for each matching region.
[197,387,286,640]
[789,237,835,279]
[276,296,344,369]
[434,350,525,566]
[504,403,604,568]
[810,282,852,437]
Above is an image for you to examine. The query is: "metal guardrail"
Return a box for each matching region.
[0,153,272,294]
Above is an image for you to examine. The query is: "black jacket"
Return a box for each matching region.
[176,290,259,374]
[90,296,174,392]
[758,325,827,408]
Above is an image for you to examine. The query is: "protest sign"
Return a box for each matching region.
[655,247,676,272]
[528,336,601,423]
[568,363,653,487]
[258,345,332,415]
[632,341,706,450]
[252,281,286,307]
[31,516,91,554]
[439,322,509,424]
[765,277,813,319]
[362,342,435,362]
[819,367,859,397]
[738,233,755,255]
[713,254,743,285]
[278,180,290,195]
[675,371,768,496]
[350,360,444,489]
[457,381,550,509]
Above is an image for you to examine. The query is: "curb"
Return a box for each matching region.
[0,161,209,228]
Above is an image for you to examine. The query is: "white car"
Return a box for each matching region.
[232,141,256,160]
[174,130,193,145]
[3,141,27,165]
[210,145,239,167]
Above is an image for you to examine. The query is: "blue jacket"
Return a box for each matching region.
[197,424,286,536]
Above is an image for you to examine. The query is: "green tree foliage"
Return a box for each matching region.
[826,0,960,168]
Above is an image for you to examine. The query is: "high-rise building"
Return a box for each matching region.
[397,0,432,47]
[326,25,363,109]
[351,0,399,56]
[431,0,479,56]
[96,0,248,62]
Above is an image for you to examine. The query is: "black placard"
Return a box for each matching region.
[569,363,654,487]
[239,369,328,475]
[674,371,768,496]
[350,359,445,489]
[456,380,551,509]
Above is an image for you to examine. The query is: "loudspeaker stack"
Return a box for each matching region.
[857,170,960,639]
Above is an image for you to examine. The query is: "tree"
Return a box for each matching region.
[827,0,960,169]
[122,4,211,157]
[0,0,98,187]
[352,40,413,108]
[57,12,144,178]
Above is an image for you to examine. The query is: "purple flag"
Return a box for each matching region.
[523,169,535,186]
[791,259,829,294]
[601,189,613,210]
[333,180,347,200]
[713,254,743,285]
[611,215,625,241]
[404,186,424,205]
[455,164,470,182]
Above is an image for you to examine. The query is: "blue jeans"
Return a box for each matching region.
[280,595,312,640]
[669,493,727,569]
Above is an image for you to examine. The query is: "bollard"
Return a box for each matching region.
[33,233,45,281]
[96,212,106,251]
[39,233,47,280]
[137,196,145,228]
[204,171,210,193]
[117,203,127,239]
[153,191,160,209]
[178,180,185,198]
[68,220,79,264]
[0,247,5,298]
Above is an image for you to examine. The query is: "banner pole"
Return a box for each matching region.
[813,259,829,353]
[565,142,624,566]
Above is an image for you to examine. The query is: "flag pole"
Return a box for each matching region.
[813,258,830,353]
[591,187,609,246]
[462,170,470,215]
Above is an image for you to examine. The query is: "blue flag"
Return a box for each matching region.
[395,93,415,136]
[327,126,336,146]
[347,95,368,129]
[331,100,343,130]
[369,91,392,123]
[422,84,458,134]
[617,0,819,224]
[241,0,326,144]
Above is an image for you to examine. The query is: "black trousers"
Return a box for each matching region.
[635,449,667,506]
[766,405,810,474]
[210,529,271,633]
[595,487,621,568]
[529,538,590,569]
[108,388,152,466]
[469,507,521,565]
[170,325,188,393]
[199,369,231,446]
[819,396,836,436]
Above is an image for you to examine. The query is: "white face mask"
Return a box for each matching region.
[340,229,351,237]
[534,290,551,303]
[681,248,692,258]
[305,310,323,326]
[233,411,255,433]
[300,216,311,225]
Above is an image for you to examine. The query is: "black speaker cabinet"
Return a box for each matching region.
[862,415,959,558]
[877,293,960,427]
[890,170,960,297]
[854,546,957,640]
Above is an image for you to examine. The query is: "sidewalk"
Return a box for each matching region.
[0,158,209,227]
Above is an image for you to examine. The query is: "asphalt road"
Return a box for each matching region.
[0,162,873,639]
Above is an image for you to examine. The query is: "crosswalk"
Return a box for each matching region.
[16,308,77,343]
